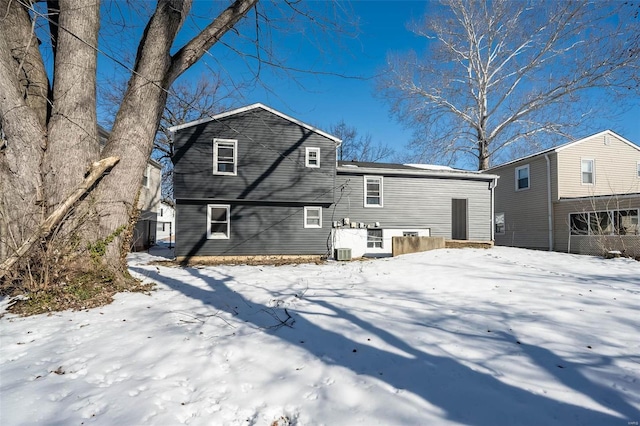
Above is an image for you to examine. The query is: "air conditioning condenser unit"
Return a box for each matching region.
[334,248,352,261]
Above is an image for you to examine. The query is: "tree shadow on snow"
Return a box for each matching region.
[129,265,639,425]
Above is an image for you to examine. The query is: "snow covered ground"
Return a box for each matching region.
[1,247,639,425]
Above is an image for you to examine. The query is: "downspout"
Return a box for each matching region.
[544,154,553,251]
[490,177,497,242]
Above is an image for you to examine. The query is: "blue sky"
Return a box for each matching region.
[98,1,640,168]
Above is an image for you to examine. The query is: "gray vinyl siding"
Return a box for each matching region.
[491,156,552,249]
[172,108,337,203]
[556,133,640,198]
[333,173,493,241]
[175,202,332,257]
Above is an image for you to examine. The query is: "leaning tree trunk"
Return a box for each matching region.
[96,0,258,271]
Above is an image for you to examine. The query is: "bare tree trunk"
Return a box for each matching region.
[97,0,257,270]
[44,0,100,213]
[0,1,47,263]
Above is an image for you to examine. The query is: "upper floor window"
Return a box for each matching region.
[303,206,322,228]
[364,175,383,207]
[213,138,237,175]
[515,165,529,191]
[637,161,640,178]
[581,159,594,185]
[207,204,230,239]
[306,147,320,168]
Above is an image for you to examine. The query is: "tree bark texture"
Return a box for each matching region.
[0,0,258,279]
[44,0,100,212]
[0,0,47,263]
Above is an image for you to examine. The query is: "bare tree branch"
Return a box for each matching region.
[379,0,640,170]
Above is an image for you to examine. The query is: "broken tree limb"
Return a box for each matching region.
[0,156,120,280]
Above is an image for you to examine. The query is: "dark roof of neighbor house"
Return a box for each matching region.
[337,160,499,181]
[167,103,342,145]
[485,130,639,171]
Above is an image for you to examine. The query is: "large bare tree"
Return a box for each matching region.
[379,0,639,170]
[0,0,348,291]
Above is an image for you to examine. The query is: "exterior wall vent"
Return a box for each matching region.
[604,134,611,145]
[335,248,352,261]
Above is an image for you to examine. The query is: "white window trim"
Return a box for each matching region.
[207,204,230,239]
[305,147,320,168]
[581,158,595,185]
[515,164,530,191]
[636,161,640,178]
[367,228,384,249]
[364,175,383,208]
[213,138,237,176]
[303,206,322,228]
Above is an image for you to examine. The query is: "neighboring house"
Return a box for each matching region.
[156,200,176,242]
[170,103,500,260]
[98,126,162,251]
[486,130,640,256]
[332,161,499,257]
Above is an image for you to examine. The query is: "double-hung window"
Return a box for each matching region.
[364,176,383,207]
[636,161,640,178]
[306,147,320,168]
[207,204,230,239]
[515,165,529,191]
[304,206,322,228]
[213,138,237,175]
[367,229,383,248]
[581,159,594,185]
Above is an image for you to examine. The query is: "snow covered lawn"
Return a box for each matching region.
[1,247,639,425]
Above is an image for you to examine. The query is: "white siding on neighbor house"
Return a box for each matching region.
[492,155,553,249]
[138,162,162,219]
[156,203,176,241]
[556,133,640,199]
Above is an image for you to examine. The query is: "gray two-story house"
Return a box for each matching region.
[486,130,640,256]
[169,103,341,260]
[170,103,499,261]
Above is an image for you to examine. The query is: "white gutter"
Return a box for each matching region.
[544,154,553,251]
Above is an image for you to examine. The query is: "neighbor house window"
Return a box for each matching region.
[515,165,529,191]
[142,164,150,188]
[306,147,320,168]
[367,229,383,248]
[570,209,639,235]
[207,204,230,239]
[364,176,383,207]
[581,159,594,184]
[304,206,322,228]
[495,212,505,235]
[213,138,237,175]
